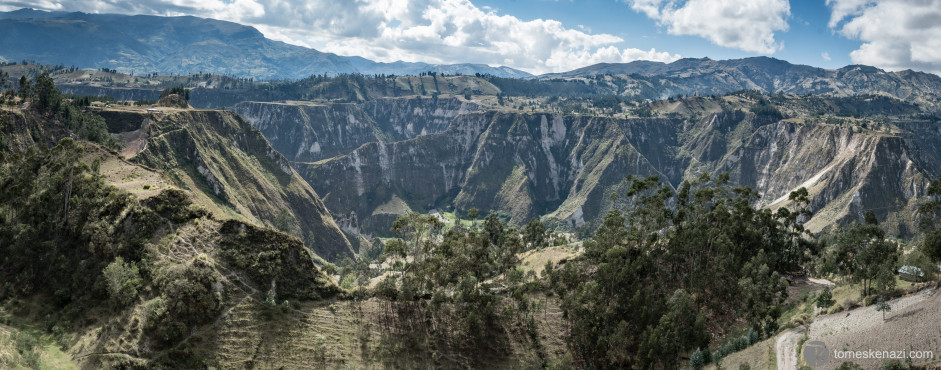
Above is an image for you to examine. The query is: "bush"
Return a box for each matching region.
[842,299,860,311]
[145,257,222,346]
[102,257,143,307]
[878,359,906,370]
[827,303,844,314]
[815,288,835,309]
[689,347,709,369]
[836,362,864,370]
[748,328,760,345]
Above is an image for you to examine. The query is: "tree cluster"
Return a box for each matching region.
[373,211,537,352]
[545,174,817,368]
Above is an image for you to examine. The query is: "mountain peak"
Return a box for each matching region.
[0,9,530,79]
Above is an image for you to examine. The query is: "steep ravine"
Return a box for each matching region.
[244,99,940,237]
[117,109,354,260]
[234,97,479,162]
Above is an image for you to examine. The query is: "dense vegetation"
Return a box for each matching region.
[361,212,544,366]
[0,136,340,367]
[2,72,117,148]
[540,174,811,367]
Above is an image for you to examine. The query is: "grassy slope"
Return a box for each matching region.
[125,108,353,260]
[208,296,568,369]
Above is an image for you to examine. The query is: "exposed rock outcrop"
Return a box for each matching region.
[268,99,941,237]
[129,109,354,260]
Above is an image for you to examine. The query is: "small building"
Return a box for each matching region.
[898,265,925,282]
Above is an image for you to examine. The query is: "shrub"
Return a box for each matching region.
[815,288,835,309]
[878,359,906,370]
[102,257,143,307]
[145,258,222,346]
[748,328,760,345]
[836,362,864,370]
[827,303,844,314]
[689,347,709,369]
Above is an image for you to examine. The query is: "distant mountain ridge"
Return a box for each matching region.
[0,8,532,79]
[540,57,941,107]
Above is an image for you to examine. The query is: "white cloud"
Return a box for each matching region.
[827,0,941,74]
[627,0,791,54]
[822,51,831,61]
[0,0,682,74]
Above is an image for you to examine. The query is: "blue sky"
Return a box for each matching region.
[475,0,860,69]
[2,0,939,75]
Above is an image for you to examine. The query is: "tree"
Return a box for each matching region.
[830,223,898,297]
[918,174,941,264]
[523,217,547,249]
[18,75,30,99]
[550,175,818,366]
[816,288,835,309]
[160,85,190,101]
[483,213,503,246]
[639,289,709,367]
[738,250,788,334]
[102,257,143,307]
[875,298,891,320]
[34,73,60,113]
[689,348,710,370]
[465,207,479,220]
[497,228,524,278]
[864,210,879,225]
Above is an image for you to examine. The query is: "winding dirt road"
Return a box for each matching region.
[775,287,938,369]
[776,326,803,370]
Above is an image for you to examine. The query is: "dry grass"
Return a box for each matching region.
[518,246,580,278]
[805,287,941,368]
[81,143,171,199]
[706,336,777,370]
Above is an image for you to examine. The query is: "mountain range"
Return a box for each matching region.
[5,3,941,369]
[538,57,941,109]
[0,8,531,79]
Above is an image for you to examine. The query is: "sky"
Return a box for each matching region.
[1,0,940,75]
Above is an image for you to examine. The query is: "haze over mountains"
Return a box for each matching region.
[0,8,531,79]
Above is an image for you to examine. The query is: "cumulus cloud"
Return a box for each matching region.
[627,0,791,54]
[827,0,941,74]
[0,0,681,74]
[822,51,831,61]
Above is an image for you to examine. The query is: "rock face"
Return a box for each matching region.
[234,97,479,162]
[244,98,940,237]
[128,109,354,260]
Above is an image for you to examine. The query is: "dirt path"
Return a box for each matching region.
[775,287,938,369]
[807,278,835,287]
[776,326,804,370]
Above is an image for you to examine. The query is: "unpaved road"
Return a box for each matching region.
[775,288,938,369]
[776,326,804,370]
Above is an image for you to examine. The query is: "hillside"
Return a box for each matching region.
[233,94,940,238]
[537,57,941,110]
[0,106,347,368]
[7,55,941,114]
[0,102,572,369]
[0,9,530,79]
[95,106,354,260]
